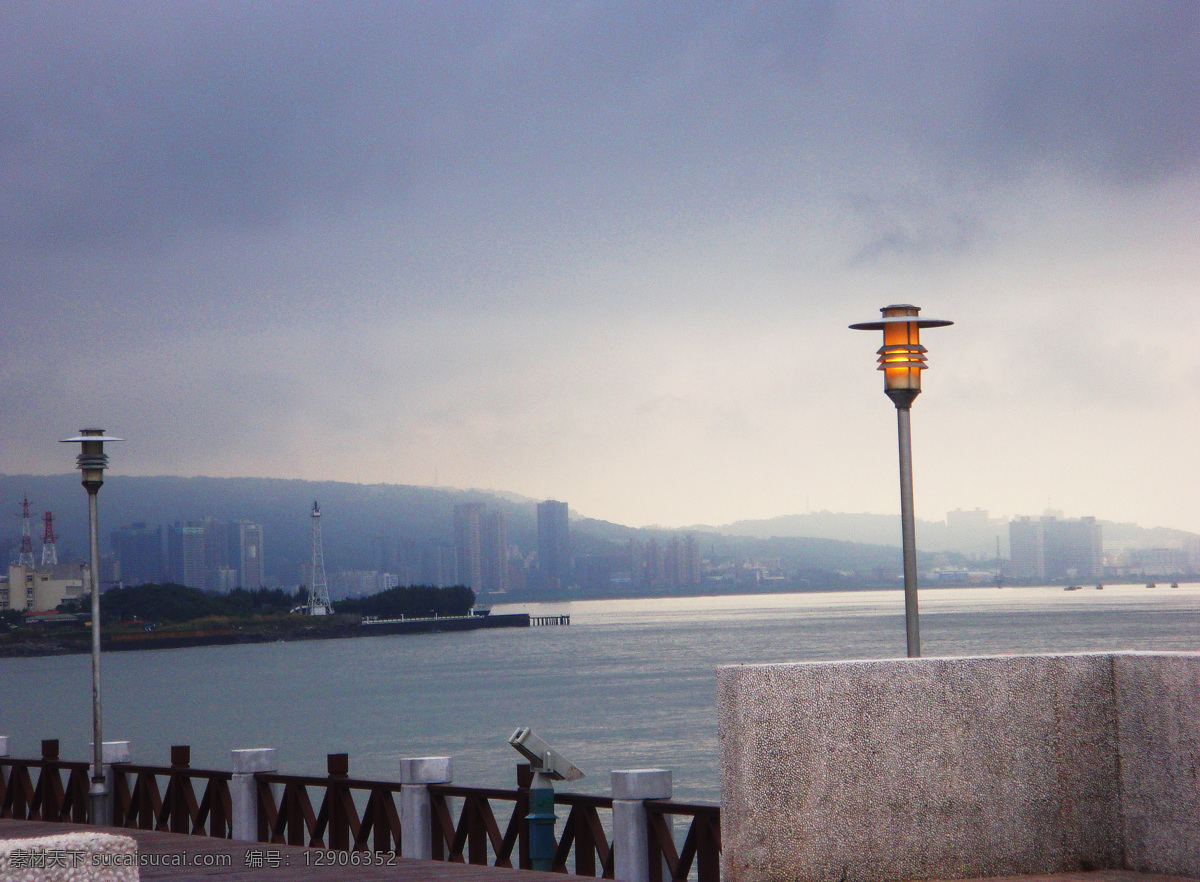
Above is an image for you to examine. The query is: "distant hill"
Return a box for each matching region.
[709,511,1199,557]
[0,474,546,584]
[707,511,985,554]
[4,474,1191,590]
[711,512,916,546]
[0,475,929,589]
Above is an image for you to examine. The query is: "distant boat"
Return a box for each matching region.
[1171,582,1179,588]
[1147,582,1157,588]
[1095,584,1103,590]
[1065,585,1082,592]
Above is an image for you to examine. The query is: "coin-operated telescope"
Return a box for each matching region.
[508,728,584,870]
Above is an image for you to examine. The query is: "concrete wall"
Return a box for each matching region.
[718,652,1199,882]
[1113,653,1200,874]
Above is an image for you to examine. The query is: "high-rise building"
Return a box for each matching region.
[202,517,240,591]
[1009,515,1102,581]
[1043,516,1102,580]
[111,522,164,587]
[1185,535,1200,570]
[537,500,570,592]
[644,538,663,587]
[422,541,456,588]
[1126,547,1189,576]
[665,535,682,588]
[453,503,484,591]
[167,522,207,589]
[375,536,430,587]
[683,533,701,587]
[946,508,991,532]
[214,567,239,593]
[1008,517,1045,580]
[238,522,265,590]
[481,511,508,593]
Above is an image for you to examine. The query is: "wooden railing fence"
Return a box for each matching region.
[0,743,720,881]
[428,765,616,876]
[110,745,232,837]
[647,800,721,882]
[0,739,89,823]
[255,753,403,853]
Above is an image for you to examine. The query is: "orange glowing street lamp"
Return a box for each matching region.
[850,305,952,657]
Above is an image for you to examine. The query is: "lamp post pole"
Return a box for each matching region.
[851,306,951,658]
[894,398,920,656]
[61,428,121,824]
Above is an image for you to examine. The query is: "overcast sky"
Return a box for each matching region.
[2,1,1198,532]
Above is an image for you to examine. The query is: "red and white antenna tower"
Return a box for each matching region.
[17,496,36,568]
[42,511,58,567]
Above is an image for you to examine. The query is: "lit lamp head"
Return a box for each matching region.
[61,428,122,493]
[850,305,952,408]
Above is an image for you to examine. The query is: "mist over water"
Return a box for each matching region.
[3,585,1197,802]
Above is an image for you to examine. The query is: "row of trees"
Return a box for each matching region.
[73,583,477,624]
[336,584,476,619]
[90,585,302,623]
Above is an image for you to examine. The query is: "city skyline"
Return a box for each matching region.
[5,471,1198,612]
[1,3,1197,533]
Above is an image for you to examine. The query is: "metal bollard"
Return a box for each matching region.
[527,769,557,871]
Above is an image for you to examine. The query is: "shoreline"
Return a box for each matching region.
[0,612,532,658]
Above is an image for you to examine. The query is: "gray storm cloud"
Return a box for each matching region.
[1,1,1197,529]
[3,2,1195,256]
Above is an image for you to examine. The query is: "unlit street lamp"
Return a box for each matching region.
[61,428,121,824]
[850,305,951,658]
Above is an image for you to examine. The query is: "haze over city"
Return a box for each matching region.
[1,2,1197,533]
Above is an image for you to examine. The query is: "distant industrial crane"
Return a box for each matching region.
[307,501,334,616]
[17,496,35,568]
[41,511,57,566]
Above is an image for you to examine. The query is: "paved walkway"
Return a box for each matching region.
[927,874,1198,882]
[3,820,1197,882]
[0,819,565,881]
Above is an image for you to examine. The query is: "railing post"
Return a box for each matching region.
[612,769,672,882]
[169,745,191,833]
[90,740,131,826]
[231,748,277,842]
[40,739,61,820]
[327,753,349,851]
[399,756,452,860]
[0,736,8,790]
[516,764,532,870]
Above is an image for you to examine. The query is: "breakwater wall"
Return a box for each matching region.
[104,612,533,651]
[358,611,537,635]
[719,651,1200,882]
[0,612,547,657]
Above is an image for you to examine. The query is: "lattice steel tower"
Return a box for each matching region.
[307,501,333,616]
[41,511,58,566]
[17,497,36,568]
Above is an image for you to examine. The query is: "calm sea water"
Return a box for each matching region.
[2,584,1197,802]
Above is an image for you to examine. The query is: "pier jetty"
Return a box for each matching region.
[0,610,570,658]
[528,615,570,627]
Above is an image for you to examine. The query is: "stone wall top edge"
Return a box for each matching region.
[715,649,1199,674]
